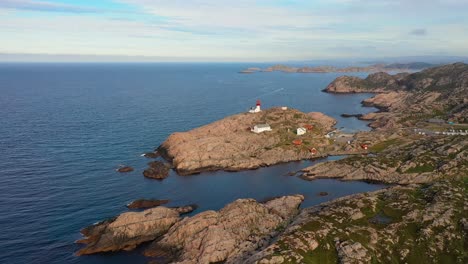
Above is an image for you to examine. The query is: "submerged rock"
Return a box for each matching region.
[143,152,160,158]
[127,199,170,209]
[117,166,134,173]
[341,113,363,118]
[76,207,180,255]
[144,195,304,263]
[143,161,170,180]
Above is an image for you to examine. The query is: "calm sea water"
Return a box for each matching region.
[0,63,385,263]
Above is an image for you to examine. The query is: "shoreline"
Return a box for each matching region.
[75,63,467,262]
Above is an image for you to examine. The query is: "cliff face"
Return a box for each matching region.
[159,108,336,175]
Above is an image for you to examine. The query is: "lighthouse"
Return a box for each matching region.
[249,100,262,113]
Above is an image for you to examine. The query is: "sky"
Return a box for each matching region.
[1,0,468,62]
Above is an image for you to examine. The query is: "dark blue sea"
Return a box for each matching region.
[0,63,386,263]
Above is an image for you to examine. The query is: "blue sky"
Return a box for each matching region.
[1,0,468,62]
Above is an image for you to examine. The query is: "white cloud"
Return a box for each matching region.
[0,0,468,61]
[0,0,101,13]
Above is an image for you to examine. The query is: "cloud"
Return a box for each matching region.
[116,0,339,33]
[0,0,101,13]
[0,0,468,61]
[409,28,427,36]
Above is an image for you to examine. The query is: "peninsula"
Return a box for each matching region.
[158,107,338,175]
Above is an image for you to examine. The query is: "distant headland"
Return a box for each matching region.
[239,62,436,74]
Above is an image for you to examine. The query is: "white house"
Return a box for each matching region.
[297,127,307,136]
[251,124,272,133]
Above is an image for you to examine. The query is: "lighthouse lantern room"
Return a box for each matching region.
[249,100,262,113]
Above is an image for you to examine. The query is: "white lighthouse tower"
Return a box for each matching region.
[249,100,262,113]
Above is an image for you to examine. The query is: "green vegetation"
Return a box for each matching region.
[300,239,338,264]
[404,163,435,173]
[369,138,401,153]
[263,178,468,264]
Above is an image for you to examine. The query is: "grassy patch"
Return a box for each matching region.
[369,138,401,153]
[301,221,322,232]
[404,163,435,173]
[300,238,338,264]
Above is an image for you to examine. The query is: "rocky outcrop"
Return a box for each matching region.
[248,179,467,264]
[301,161,438,184]
[361,91,408,110]
[325,63,468,127]
[144,195,304,263]
[127,199,170,209]
[240,67,261,74]
[143,161,170,179]
[159,108,336,175]
[341,113,363,118]
[301,135,467,184]
[307,112,337,131]
[76,207,181,255]
[117,166,134,173]
[77,195,303,260]
[143,152,160,158]
[171,204,198,215]
[324,72,406,94]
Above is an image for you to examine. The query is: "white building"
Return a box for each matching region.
[297,127,307,136]
[251,124,272,133]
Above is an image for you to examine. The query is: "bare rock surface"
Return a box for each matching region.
[76,207,181,255]
[117,166,134,173]
[143,152,160,158]
[159,108,336,175]
[144,195,304,263]
[325,63,468,127]
[301,135,467,184]
[127,199,170,209]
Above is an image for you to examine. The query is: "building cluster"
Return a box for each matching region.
[414,128,468,136]
[248,101,315,139]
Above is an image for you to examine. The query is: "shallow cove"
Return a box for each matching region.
[0,63,384,264]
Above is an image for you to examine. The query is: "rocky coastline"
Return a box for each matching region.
[77,195,304,262]
[77,63,468,263]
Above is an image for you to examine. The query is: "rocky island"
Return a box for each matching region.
[77,63,467,263]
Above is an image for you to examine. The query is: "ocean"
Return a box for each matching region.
[0,63,385,263]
